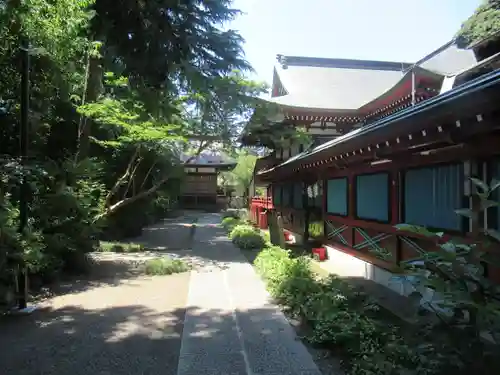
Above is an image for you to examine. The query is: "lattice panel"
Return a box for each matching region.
[399,235,443,264]
[353,228,392,253]
[326,220,350,246]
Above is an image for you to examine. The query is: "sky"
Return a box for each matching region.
[229,0,483,85]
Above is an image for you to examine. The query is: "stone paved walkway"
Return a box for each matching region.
[178,213,322,375]
[0,212,324,375]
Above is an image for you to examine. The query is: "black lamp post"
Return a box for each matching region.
[16,39,31,312]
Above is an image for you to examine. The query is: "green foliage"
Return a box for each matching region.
[456,0,500,47]
[0,0,262,302]
[229,224,265,250]
[91,0,252,95]
[241,101,312,150]
[253,245,494,375]
[182,72,268,149]
[77,74,184,144]
[99,241,145,253]
[220,151,257,202]
[262,231,271,245]
[366,177,500,373]
[144,257,189,276]
[308,221,324,239]
[253,246,421,375]
[222,208,248,220]
[389,178,500,343]
[221,217,241,231]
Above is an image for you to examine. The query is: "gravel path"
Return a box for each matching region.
[0,215,196,375]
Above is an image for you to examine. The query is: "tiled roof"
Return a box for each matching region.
[181,152,236,166]
[270,56,412,110]
[259,68,500,176]
[416,42,478,76]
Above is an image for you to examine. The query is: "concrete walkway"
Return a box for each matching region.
[178,213,322,375]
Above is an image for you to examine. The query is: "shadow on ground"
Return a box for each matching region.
[131,214,251,272]
[0,303,298,375]
[38,212,240,298]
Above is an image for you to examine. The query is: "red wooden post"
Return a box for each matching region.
[348,173,355,219]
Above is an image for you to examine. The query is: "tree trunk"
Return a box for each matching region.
[94,149,207,222]
[76,54,102,161]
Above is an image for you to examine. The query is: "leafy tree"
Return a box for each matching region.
[182,71,268,153]
[0,0,266,299]
[456,0,500,47]
[241,100,312,151]
[79,71,265,220]
[220,151,257,203]
[75,0,256,160]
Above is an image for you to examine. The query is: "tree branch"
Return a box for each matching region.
[94,139,212,222]
[104,145,141,208]
[122,158,143,199]
[139,160,158,191]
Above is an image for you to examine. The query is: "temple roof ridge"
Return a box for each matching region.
[276,54,412,72]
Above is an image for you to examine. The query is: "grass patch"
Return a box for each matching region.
[144,257,190,275]
[99,241,147,253]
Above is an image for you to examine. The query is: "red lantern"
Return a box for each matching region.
[284,231,292,242]
[312,247,327,261]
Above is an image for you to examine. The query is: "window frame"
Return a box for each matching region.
[400,162,467,233]
[272,183,283,207]
[325,176,349,217]
[354,171,391,223]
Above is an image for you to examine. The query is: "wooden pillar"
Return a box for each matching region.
[322,175,326,222]
[303,181,310,244]
[348,173,355,219]
[390,168,400,225]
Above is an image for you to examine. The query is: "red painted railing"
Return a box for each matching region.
[250,196,273,208]
[249,196,273,229]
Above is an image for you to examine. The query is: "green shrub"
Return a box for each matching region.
[144,257,189,275]
[253,245,454,375]
[222,209,240,219]
[222,208,248,221]
[99,241,146,253]
[221,217,241,231]
[229,224,265,250]
[262,231,271,245]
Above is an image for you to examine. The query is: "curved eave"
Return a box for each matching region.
[260,68,500,176]
[359,67,442,112]
[186,163,236,171]
[267,67,443,116]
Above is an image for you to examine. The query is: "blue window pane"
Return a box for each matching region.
[356,173,389,221]
[327,178,347,215]
[404,164,463,230]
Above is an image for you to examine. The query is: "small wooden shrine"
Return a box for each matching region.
[181,152,235,208]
